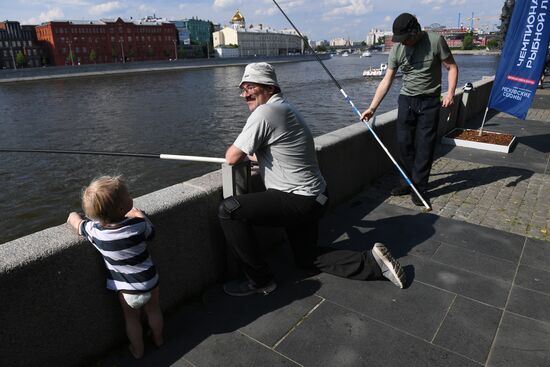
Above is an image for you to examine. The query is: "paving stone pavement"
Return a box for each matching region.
[362,157,550,241]
[496,108,550,122]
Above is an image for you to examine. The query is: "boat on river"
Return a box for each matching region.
[362,63,403,78]
[360,50,371,58]
[341,51,349,57]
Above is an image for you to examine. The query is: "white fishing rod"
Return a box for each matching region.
[0,148,226,164]
[271,0,431,211]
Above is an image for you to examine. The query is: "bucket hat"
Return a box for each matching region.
[240,62,280,88]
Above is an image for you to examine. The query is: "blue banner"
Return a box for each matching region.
[488,0,550,119]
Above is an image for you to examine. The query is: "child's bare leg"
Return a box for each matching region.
[118,293,144,359]
[143,287,164,347]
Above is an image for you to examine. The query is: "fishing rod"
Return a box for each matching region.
[0,148,226,164]
[271,0,431,211]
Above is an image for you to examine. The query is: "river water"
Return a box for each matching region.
[0,54,498,244]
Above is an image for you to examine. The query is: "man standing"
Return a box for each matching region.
[361,13,458,207]
[218,62,405,296]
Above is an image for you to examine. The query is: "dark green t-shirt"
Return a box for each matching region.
[388,32,452,96]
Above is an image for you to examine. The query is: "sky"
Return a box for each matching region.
[2,0,506,41]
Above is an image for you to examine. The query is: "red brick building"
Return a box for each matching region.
[36,18,177,66]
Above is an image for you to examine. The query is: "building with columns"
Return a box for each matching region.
[212,10,303,58]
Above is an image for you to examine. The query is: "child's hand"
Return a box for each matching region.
[126,207,145,219]
[67,212,83,233]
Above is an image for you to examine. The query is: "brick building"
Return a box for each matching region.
[0,21,47,69]
[36,17,177,66]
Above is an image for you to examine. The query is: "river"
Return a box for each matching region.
[0,54,499,244]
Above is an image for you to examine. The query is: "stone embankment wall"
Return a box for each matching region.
[0,54,328,83]
[0,77,494,366]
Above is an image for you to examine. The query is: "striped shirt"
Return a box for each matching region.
[80,217,158,292]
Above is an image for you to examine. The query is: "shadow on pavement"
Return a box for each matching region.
[429,165,534,198]
[319,197,440,288]
[517,133,550,153]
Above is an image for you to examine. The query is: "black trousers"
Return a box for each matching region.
[396,94,441,193]
[218,189,382,287]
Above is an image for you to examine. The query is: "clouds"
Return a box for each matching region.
[89,1,126,16]
[421,0,467,11]
[138,4,156,14]
[26,7,65,24]
[254,0,306,17]
[19,0,89,5]
[213,0,242,10]
[271,0,306,7]
[323,0,374,19]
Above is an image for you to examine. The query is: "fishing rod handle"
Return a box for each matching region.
[160,154,225,164]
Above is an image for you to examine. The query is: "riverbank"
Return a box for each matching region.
[451,49,501,55]
[378,49,501,56]
[0,54,329,83]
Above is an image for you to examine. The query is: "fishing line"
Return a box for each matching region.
[0,148,225,164]
[271,0,431,211]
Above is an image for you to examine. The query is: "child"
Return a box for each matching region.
[67,175,163,359]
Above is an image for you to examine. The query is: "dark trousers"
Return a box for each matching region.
[218,189,381,286]
[396,94,441,193]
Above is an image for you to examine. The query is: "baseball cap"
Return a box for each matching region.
[240,62,280,89]
[392,13,420,42]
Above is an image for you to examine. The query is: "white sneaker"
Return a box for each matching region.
[372,243,406,288]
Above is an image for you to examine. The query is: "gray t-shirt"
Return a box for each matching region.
[388,32,452,96]
[233,93,326,196]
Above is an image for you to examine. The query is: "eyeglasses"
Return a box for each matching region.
[239,84,259,96]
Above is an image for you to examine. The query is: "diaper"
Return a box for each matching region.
[122,292,152,309]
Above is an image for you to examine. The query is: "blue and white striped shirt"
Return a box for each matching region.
[80,217,158,292]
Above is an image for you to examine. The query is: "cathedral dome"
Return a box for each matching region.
[231,10,245,23]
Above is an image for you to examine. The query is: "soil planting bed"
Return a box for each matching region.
[446,129,515,146]
[442,128,516,153]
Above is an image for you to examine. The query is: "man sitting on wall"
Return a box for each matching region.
[218,62,406,296]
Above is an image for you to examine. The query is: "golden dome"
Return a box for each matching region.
[231,10,245,23]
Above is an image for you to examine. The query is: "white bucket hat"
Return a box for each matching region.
[240,62,280,89]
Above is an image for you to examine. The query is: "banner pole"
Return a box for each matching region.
[479,107,489,136]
